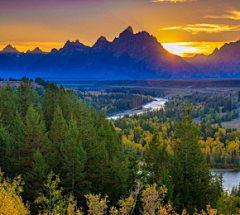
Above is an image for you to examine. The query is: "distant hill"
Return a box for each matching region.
[0,27,240,79]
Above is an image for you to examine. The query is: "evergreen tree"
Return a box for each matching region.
[144,128,173,201]
[42,82,59,130]
[0,115,11,177]
[94,114,129,204]
[0,84,18,128]
[48,105,67,172]
[22,105,48,172]
[85,121,109,195]
[60,116,87,199]
[24,149,49,209]
[126,147,140,192]
[54,85,73,123]
[8,111,25,177]
[17,77,40,117]
[170,105,212,214]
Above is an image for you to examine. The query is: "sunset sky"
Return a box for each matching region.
[0,0,240,57]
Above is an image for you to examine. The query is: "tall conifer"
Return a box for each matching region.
[23,105,48,172]
[171,105,212,214]
[60,116,87,199]
[55,85,72,123]
[0,115,11,176]
[24,149,49,206]
[48,105,67,172]
[8,111,25,177]
[0,84,18,128]
[17,77,39,117]
[42,82,59,130]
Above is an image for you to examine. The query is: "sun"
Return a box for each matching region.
[162,42,201,57]
[162,42,226,57]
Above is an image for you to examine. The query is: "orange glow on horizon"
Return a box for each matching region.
[0,41,230,58]
[162,41,226,57]
[0,42,65,53]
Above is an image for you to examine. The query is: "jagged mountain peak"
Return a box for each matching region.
[92,36,110,51]
[97,36,108,42]
[4,26,240,79]
[212,47,219,54]
[60,40,90,54]
[27,47,44,54]
[63,40,83,47]
[124,26,134,34]
[50,48,58,53]
[118,26,134,39]
[2,44,19,53]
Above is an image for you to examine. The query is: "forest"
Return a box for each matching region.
[0,77,240,214]
[78,89,240,168]
[76,91,152,115]
[113,103,240,169]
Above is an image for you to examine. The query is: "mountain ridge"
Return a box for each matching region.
[0,27,239,79]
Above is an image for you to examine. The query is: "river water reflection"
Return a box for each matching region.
[211,169,240,192]
[107,98,168,120]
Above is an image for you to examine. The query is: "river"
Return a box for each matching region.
[107,98,168,120]
[211,169,240,192]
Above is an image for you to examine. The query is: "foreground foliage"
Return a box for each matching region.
[0,170,29,215]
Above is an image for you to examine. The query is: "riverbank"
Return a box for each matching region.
[211,169,240,192]
[107,98,168,120]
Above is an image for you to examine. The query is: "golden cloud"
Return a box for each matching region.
[205,10,240,20]
[151,0,196,2]
[160,24,240,34]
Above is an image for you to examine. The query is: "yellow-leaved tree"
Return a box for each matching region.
[0,170,30,215]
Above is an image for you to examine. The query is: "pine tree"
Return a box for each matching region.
[144,128,173,201]
[126,147,140,192]
[42,82,59,130]
[74,107,102,193]
[48,105,67,172]
[7,111,25,178]
[54,85,73,123]
[60,116,87,199]
[17,77,40,117]
[22,105,48,172]
[0,115,12,177]
[24,149,49,209]
[0,84,18,128]
[170,105,212,214]
[94,114,129,204]
[85,121,109,195]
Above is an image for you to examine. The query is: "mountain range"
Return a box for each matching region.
[0,26,240,79]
